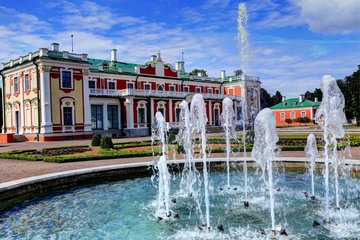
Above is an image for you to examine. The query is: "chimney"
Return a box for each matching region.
[221,70,226,79]
[282,96,286,102]
[299,94,304,102]
[197,72,203,77]
[111,49,117,62]
[150,55,157,62]
[175,61,185,72]
[314,97,318,102]
[51,43,59,51]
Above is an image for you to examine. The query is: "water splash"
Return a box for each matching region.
[221,97,236,189]
[240,97,249,202]
[153,112,172,218]
[251,108,279,233]
[190,94,210,230]
[315,75,347,220]
[305,134,318,197]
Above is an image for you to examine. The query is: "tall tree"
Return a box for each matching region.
[190,69,208,77]
[271,91,283,105]
[260,88,273,109]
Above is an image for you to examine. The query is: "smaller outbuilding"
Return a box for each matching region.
[270,95,321,126]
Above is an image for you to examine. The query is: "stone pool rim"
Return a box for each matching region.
[0,157,359,213]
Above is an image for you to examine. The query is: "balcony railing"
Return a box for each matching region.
[89,88,242,100]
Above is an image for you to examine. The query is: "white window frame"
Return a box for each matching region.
[169,85,175,92]
[61,98,75,132]
[207,88,212,94]
[89,80,96,89]
[60,70,73,89]
[137,100,147,128]
[108,80,116,90]
[14,76,19,93]
[24,74,30,91]
[157,84,164,91]
[280,112,285,120]
[183,86,189,93]
[301,111,306,118]
[196,87,201,93]
[157,101,166,118]
[215,89,220,94]
[144,83,151,91]
[290,112,296,119]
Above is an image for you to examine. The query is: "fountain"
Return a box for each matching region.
[251,108,280,236]
[190,94,211,230]
[153,112,172,219]
[238,2,251,207]
[305,133,318,199]
[221,97,236,189]
[315,75,347,220]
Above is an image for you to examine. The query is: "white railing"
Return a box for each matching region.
[90,88,242,100]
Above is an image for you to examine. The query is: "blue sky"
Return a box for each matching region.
[0,0,359,96]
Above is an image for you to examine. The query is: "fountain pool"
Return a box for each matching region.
[0,168,359,239]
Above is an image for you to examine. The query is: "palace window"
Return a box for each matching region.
[24,74,30,91]
[169,85,175,92]
[137,102,147,125]
[290,112,296,119]
[107,105,119,129]
[196,87,201,93]
[144,83,151,91]
[157,85,164,91]
[207,88,212,94]
[301,111,306,117]
[215,89,220,94]
[63,107,73,125]
[280,112,285,120]
[89,80,96,89]
[108,81,116,90]
[127,82,134,89]
[157,102,166,117]
[175,102,182,122]
[91,105,103,129]
[61,71,72,88]
[14,77,19,93]
[183,86,189,92]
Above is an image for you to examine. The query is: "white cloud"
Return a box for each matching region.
[298,0,360,34]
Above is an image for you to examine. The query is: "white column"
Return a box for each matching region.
[118,104,121,129]
[40,65,53,133]
[169,99,173,123]
[103,103,108,131]
[150,98,154,124]
[83,70,92,132]
[209,100,212,125]
[19,73,24,134]
[126,97,134,128]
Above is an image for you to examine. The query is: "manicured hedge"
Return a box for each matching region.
[0,153,43,161]
[42,145,89,151]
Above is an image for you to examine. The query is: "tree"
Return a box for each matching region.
[285,118,292,126]
[260,88,273,109]
[304,88,322,101]
[303,117,311,126]
[295,117,305,126]
[234,69,243,76]
[191,69,208,77]
[271,91,283,105]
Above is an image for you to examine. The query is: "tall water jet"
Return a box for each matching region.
[251,108,279,235]
[221,97,236,189]
[315,75,347,219]
[178,100,200,200]
[190,94,210,230]
[153,112,171,218]
[240,97,249,204]
[305,134,318,199]
[238,2,250,76]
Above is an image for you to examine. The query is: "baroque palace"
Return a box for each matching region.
[0,43,261,141]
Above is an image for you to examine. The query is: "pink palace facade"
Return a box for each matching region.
[0,43,261,141]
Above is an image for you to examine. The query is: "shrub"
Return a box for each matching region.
[285,118,292,126]
[42,145,89,151]
[176,143,185,154]
[100,136,114,149]
[91,134,101,147]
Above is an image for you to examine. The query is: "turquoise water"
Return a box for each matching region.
[0,169,359,239]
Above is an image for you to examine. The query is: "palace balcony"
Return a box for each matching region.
[89,88,242,100]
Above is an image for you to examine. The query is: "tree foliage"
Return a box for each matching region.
[190,69,208,77]
[260,88,283,109]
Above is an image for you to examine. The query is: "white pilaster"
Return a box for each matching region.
[19,73,24,134]
[82,70,92,132]
[150,98,154,124]
[209,100,212,125]
[126,97,134,128]
[169,99,173,123]
[40,65,53,133]
[103,103,108,131]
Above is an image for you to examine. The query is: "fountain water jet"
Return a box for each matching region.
[238,2,250,77]
[221,97,236,189]
[305,133,318,199]
[240,96,249,205]
[190,94,210,230]
[251,108,279,235]
[153,112,172,218]
[315,75,347,220]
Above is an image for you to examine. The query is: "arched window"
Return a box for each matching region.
[23,100,31,132]
[174,102,182,122]
[137,101,147,128]
[31,99,39,131]
[214,103,220,126]
[157,84,164,91]
[157,101,166,118]
[61,98,75,132]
